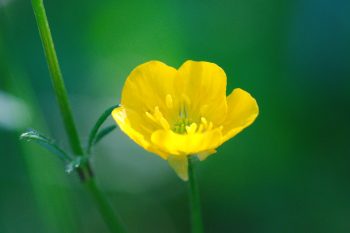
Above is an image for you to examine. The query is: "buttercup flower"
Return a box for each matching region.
[112,60,259,180]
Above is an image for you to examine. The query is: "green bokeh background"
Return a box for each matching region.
[1,0,350,232]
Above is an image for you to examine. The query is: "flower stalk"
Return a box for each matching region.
[188,156,204,233]
[30,0,124,232]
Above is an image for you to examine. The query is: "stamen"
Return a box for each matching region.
[159,117,170,130]
[201,117,208,127]
[146,107,170,130]
[186,123,197,134]
[154,106,162,119]
[165,94,173,109]
[145,111,156,122]
[197,124,204,133]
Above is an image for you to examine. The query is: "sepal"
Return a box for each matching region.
[168,155,189,181]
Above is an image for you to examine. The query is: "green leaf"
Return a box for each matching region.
[94,125,117,145]
[20,129,72,162]
[87,105,119,154]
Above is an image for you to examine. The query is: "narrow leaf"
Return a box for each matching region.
[94,125,117,145]
[87,105,119,153]
[20,129,72,162]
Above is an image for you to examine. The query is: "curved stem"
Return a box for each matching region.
[188,156,204,233]
[31,0,125,232]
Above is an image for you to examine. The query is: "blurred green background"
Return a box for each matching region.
[1,0,350,232]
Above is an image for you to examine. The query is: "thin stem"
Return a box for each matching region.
[31,0,83,156]
[31,1,125,232]
[188,156,204,233]
[84,178,126,233]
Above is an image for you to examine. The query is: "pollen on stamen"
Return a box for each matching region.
[186,123,197,134]
[197,124,204,133]
[154,106,163,119]
[201,117,208,127]
[146,107,170,130]
[145,111,156,122]
[165,94,173,109]
[159,117,170,130]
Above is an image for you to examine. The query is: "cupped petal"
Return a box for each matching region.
[221,88,259,142]
[177,61,228,124]
[112,107,168,159]
[151,128,223,156]
[121,61,180,124]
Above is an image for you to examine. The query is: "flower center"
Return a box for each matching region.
[173,118,191,134]
[145,94,215,135]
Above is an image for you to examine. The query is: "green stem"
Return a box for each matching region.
[31,0,83,156]
[84,178,126,233]
[188,157,204,233]
[31,0,125,232]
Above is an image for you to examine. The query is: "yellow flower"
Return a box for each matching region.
[112,60,259,180]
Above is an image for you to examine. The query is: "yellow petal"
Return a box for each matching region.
[221,88,259,142]
[121,61,179,123]
[112,107,168,159]
[168,155,188,181]
[151,128,223,156]
[177,61,227,124]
